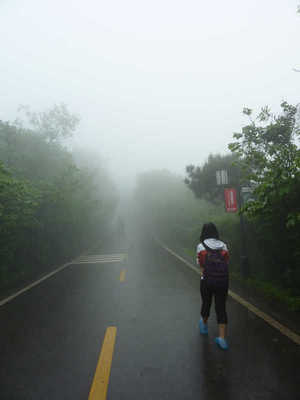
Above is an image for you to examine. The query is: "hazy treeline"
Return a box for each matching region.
[0,105,118,290]
[134,102,300,309]
[185,153,241,204]
[133,169,241,271]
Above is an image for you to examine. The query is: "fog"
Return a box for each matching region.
[1,5,300,392]
[1,0,299,188]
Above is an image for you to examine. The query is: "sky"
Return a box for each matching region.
[0,0,299,188]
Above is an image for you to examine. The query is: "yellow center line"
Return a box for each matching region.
[88,327,117,400]
[120,269,126,282]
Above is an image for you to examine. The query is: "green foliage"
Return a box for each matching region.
[134,165,300,312]
[0,125,74,183]
[16,103,79,142]
[0,161,41,283]
[231,272,300,312]
[229,102,300,288]
[184,153,241,203]
[0,114,117,290]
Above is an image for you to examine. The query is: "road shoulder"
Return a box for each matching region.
[156,238,300,339]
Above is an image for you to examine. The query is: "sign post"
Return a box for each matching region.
[238,185,250,278]
[241,186,254,204]
[216,170,250,278]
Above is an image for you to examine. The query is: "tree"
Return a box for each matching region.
[0,121,18,169]
[16,103,80,142]
[228,102,300,288]
[184,153,241,203]
[0,120,75,183]
[229,102,300,223]
[0,117,118,290]
[0,162,40,281]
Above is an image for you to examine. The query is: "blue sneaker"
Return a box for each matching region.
[199,318,208,335]
[215,337,229,350]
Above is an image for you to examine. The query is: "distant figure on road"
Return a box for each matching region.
[196,222,229,350]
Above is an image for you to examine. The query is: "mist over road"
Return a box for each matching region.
[1,2,299,398]
[0,227,299,400]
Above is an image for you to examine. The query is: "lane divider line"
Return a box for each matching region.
[88,326,117,400]
[0,262,71,307]
[120,269,126,282]
[156,239,300,346]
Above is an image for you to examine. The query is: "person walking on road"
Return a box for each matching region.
[196,222,229,350]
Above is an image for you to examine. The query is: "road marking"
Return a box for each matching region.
[77,254,127,259]
[120,269,126,282]
[76,260,123,264]
[156,239,300,346]
[228,291,300,345]
[0,253,128,307]
[0,262,71,307]
[89,327,117,400]
[74,254,127,264]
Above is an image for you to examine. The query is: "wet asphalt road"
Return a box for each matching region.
[0,233,299,400]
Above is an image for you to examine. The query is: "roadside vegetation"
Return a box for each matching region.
[134,102,300,311]
[0,104,118,292]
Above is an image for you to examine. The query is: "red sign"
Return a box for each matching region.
[224,188,238,212]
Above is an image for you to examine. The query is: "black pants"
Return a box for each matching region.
[200,279,228,324]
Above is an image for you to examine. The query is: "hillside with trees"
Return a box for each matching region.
[0,105,118,291]
[133,102,300,311]
[228,102,300,292]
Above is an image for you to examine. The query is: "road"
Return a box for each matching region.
[0,232,299,399]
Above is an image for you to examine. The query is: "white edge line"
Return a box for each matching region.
[0,262,71,307]
[156,238,300,346]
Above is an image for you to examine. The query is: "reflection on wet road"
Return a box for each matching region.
[0,233,299,399]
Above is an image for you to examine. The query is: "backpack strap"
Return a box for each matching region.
[202,241,218,253]
[202,241,224,261]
